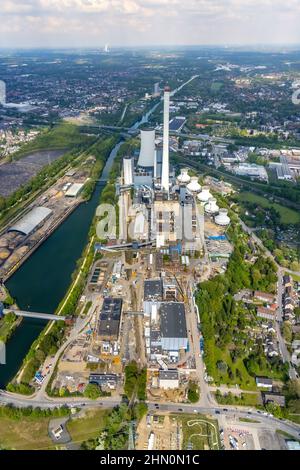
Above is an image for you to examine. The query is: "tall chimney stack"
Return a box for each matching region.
[161,86,170,193]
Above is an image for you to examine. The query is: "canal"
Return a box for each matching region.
[0,141,123,388]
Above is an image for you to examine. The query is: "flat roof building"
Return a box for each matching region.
[256,376,273,390]
[89,373,118,390]
[159,369,179,389]
[144,279,163,301]
[97,298,122,341]
[160,302,188,352]
[262,392,286,408]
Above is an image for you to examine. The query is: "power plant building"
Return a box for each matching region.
[97,298,123,341]
[160,302,188,353]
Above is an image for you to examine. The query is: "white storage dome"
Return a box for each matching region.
[177,168,191,184]
[215,209,231,226]
[197,186,212,203]
[205,198,219,214]
[187,177,201,193]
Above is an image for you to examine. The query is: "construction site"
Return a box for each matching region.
[136,413,220,451]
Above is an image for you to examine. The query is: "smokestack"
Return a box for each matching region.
[138,129,156,168]
[161,86,170,192]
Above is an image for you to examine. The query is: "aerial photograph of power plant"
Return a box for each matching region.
[0,0,300,461]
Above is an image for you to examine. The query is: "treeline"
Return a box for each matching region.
[0,404,69,420]
[124,361,147,401]
[12,123,93,158]
[196,238,277,379]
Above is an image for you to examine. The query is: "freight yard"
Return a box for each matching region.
[0,163,89,280]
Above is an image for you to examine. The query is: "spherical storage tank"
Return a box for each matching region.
[197,186,212,203]
[205,198,219,214]
[215,209,231,226]
[187,177,201,193]
[177,168,191,184]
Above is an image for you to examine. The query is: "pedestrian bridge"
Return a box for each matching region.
[3,309,65,322]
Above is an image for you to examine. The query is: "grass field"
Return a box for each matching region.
[237,192,300,225]
[176,414,220,451]
[288,272,300,282]
[212,347,257,391]
[0,417,53,450]
[66,409,109,446]
[215,392,260,407]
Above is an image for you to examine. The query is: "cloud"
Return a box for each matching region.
[1,0,300,47]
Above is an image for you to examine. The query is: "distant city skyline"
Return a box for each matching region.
[1,0,300,49]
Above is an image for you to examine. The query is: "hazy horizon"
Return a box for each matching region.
[1,1,300,49]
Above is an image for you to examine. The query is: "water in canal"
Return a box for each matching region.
[0,141,123,388]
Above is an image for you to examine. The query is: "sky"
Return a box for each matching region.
[1,0,300,49]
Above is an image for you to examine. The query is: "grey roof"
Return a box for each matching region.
[89,374,118,385]
[262,393,286,407]
[98,298,122,339]
[256,376,273,385]
[144,279,163,301]
[160,302,187,339]
[9,206,52,236]
[159,370,179,381]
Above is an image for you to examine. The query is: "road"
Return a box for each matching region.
[147,402,300,441]
[1,387,298,442]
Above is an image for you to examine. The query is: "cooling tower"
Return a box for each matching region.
[138,129,156,168]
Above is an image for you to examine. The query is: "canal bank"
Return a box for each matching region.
[0,141,123,388]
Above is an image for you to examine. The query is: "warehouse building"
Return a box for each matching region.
[97,297,123,341]
[65,183,84,198]
[8,206,53,237]
[160,302,188,353]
